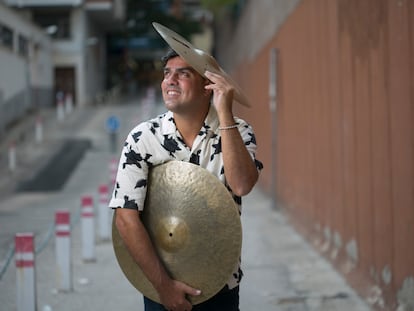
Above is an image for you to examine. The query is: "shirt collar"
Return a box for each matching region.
[161,106,219,136]
[161,110,176,135]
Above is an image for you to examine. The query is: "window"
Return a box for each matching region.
[18,34,29,57]
[0,24,14,50]
[33,11,71,39]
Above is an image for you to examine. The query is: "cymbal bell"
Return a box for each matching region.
[112,161,242,305]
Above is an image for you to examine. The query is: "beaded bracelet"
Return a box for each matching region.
[218,124,238,130]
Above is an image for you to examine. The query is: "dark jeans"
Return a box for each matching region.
[144,286,240,311]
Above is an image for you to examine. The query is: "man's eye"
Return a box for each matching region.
[179,71,190,78]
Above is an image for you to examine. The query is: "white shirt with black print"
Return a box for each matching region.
[110,105,263,290]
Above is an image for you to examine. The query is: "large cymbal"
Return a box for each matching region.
[112,161,242,305]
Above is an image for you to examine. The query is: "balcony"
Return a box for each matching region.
[5,0,125,31]
[4,0,82,7]
[85,0,126,30]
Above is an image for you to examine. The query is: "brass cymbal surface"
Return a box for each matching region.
[112,161,242,305]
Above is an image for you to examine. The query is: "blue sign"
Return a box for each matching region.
[106,115,120,133]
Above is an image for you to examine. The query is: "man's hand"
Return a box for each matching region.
[203,71,258,196]
[115,208,201,311]
[158,279,201,311]
[204,70,234,116]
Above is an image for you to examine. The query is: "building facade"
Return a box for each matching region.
[4,0,125,107]
[0,1,53,135]
[215,0,414,310]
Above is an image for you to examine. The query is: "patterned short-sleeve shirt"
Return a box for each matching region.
[110,105,263,290]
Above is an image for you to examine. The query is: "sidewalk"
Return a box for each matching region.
[241,190,372,310]
[0,95,372,311]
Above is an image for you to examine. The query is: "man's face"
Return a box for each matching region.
[161,56,209,113]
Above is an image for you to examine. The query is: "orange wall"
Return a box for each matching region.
[232,0,414,309]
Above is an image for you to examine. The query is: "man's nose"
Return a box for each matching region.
[165,72,179,84]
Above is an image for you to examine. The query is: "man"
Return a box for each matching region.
[110,47,262,311]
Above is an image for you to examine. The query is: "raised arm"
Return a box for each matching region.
[204,70,259,196]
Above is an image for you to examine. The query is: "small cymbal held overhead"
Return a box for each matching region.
[152,22,251,108]
[112,161,242,305]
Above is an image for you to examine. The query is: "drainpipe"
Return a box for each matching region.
[269,48,278,210]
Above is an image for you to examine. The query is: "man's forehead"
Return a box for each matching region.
[164,57,204,78]
[164,56,193,69]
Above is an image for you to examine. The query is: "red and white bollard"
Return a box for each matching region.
[81,195,95,262]
[98,184,110,241]
[15,233,36,311]
[55,210,72,291]
[8,142,16,172]
[109,157,118,187]
[35,116,43,144]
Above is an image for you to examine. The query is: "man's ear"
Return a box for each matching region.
[204,88,212,98]
[203,79,212,97]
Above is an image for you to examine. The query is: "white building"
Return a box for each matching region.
[0,1,53,134]
[3,0,125,107]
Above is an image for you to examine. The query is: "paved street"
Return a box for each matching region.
[0,95,372,311]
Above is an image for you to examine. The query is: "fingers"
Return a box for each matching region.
[204,70,226,86]
[204,70,220,80]
[161,281,201,311]
[164,296,192,311]
[182,283,201,297]
[205,70,234,92]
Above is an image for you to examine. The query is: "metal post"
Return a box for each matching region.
[35,116,43,144]
[56,91,65,122]
[106,115,120,154]
[64,93,74,115]
[269,48,279,210]
[81,195,95,262]
[98,184,110,241]
[55,210,72,291]
[15,233,36,311]
[8,142,16,172]
[110,157,118,187]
